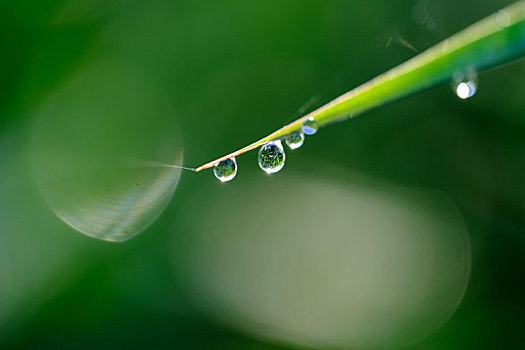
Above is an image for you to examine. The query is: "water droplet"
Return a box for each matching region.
[301,117,318,135]
[258,141,285,174]
[214,158,237,182]
[285,132,305,150]
[452,69,478,99]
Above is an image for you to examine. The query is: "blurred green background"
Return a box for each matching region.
[0,0,524,348]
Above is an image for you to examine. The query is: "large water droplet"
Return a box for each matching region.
[214,158,237,182]
[452,69,478,99]
[258,141,285,174]
[301,117,318,135]
[285,132,305,150]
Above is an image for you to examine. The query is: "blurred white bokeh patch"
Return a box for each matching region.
[174,169,471,349]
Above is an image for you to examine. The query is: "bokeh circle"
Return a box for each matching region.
[32,59,183,242]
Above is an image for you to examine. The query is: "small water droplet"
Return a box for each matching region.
[301,117,318,135]
[214,158,237,182]
[285,132,305,150]
[452,69,478,99]
[258,141,285,174]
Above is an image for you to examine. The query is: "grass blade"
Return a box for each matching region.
[195,1,525,172]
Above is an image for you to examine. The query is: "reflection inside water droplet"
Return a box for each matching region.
[301,117,318,135]
[455,81,477,99]
[452,69,478,99]
[258,141,285,174]
[285,132,305,150]
[214,158,237,182]
[31,59,183,242]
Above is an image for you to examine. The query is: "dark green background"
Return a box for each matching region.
[0,0,523,348]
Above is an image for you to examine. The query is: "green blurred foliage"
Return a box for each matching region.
[0,0,523,349]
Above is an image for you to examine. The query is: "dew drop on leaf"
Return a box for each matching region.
[301,117,318,135]
[258,141,285,174]
[285,132,305,150]
[213,158,237,182]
